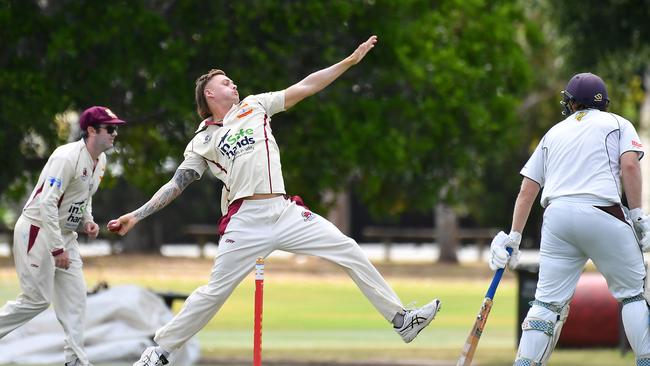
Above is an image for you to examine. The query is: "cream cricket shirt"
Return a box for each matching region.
[22,139,106,252]
[179,91,286,213]
[521,109,644,208]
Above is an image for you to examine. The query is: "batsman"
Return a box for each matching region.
[489,72,650,365]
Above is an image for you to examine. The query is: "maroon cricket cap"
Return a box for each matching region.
[79,106,126,130]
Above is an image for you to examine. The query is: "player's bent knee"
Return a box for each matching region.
[516,300,570,365]
[23,295,50,311]
[26,300,50,314]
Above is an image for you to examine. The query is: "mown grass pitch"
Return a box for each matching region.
[0,255,636,365]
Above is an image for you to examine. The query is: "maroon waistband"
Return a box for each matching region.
[217,199,244,236]
[216,195,310,236]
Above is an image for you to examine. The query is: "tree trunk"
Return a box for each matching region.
[324,189,351,235]
[435,203,459,263]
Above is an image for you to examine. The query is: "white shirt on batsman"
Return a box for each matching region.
[521,109,644,208]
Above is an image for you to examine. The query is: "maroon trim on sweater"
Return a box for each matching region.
[25,182,45,209]
[205,157,228,174]
[27,224,40,254]
[217,199,244,236]
[262,114,273,192]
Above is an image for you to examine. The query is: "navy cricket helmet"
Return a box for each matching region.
[560,72,610,115]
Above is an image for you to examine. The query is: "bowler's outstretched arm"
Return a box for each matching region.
[284,35,378,110]
[108,168,200,235]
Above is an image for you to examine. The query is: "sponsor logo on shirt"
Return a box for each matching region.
[301,211,315,222]
[225,239,235,244]
[237,103,253,118]
[48,176,63,189]
[575,111,587,121]
[80,167,89,181]
[217,128,255,160]
[632,140,643,148]
[64,200,87,230]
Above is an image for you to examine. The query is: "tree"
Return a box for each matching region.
[2,0,541,254]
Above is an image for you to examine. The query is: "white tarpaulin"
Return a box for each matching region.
[0,285,199,365]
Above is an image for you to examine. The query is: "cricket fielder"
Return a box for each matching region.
[489,72,650,365]
[0,106,126,366]
[109,36,440,366]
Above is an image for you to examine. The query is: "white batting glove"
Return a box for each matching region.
[507,231,522,269]
[630,208,650,252]
[488,231,522,270]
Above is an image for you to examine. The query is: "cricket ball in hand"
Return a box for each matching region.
[107,220,122,232]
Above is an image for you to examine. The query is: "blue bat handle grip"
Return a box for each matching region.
[485,247,513,300]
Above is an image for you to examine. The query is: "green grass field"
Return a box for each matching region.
[0,255,637,365]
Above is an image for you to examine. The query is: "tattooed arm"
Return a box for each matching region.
[133,169,199,220]
[107,169,200,236]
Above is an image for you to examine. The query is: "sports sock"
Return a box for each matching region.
[392,312,405,328]
[156,346,170,358]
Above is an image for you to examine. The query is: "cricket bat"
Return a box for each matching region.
[456,247,512,366]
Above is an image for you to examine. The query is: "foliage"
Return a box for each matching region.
[546,0,650,121]
[1,0,542,242]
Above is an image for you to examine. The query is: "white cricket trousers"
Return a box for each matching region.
[521,199,650,359]
[535,199,646,302]
[0,215,89,365]
[154,195,404,352]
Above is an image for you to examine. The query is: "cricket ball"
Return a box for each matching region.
[107,220,122,233]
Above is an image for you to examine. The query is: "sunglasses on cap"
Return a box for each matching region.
[97,125,118,134]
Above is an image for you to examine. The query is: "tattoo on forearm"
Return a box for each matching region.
[174,169,200,191]
[133,169,199,220]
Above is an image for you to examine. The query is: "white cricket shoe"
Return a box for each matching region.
[133,346,169,366]
[394,299,441,343]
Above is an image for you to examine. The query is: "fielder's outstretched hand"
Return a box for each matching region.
[348,35,378,65]
[107,213,138,236]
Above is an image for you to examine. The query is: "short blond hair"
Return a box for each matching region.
[195,69,225,119]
